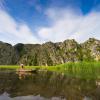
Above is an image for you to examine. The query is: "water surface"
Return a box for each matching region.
[0,70,100,100]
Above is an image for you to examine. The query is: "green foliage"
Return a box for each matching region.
[0,38,100,65]
[46,61,100,78]
[0,61,100,78]
[14,43,25,57]
[96,46,100,51]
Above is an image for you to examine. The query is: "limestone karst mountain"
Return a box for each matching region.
[0,38,100,65]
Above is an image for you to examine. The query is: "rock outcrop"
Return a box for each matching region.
[0,38,100,65]
[0,41,19,65]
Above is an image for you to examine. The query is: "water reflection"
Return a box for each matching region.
[16,71,32,80]
[0,70,100,100]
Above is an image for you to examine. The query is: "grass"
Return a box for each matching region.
[47,61,100,78]
[0,61,100,78]
[0,65,39,69]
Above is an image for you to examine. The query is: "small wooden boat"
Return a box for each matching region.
[16,69,38,73]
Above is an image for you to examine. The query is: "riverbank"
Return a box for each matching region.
[0,61,100,70]
[0,62,100,78]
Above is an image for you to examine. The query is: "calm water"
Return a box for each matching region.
[0,70,100,100]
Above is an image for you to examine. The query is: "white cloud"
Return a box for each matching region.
[0,7,100,45]
[0,9,39,45]
[37,8,100,43]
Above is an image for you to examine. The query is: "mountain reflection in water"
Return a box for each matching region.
[0,70,100,100]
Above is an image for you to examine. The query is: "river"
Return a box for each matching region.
[0,70,100,100]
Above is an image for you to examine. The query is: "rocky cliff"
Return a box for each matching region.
[0,38,100,65]
[0,41,18,65]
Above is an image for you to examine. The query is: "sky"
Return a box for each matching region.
[0,0,100,45]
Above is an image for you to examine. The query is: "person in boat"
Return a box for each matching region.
[20,63,24,69]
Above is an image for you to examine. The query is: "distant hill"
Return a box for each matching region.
[0,38,100,65]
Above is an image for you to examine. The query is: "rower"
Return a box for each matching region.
[20,64,24,69]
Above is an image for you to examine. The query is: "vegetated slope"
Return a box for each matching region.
[0,38,100,65]
[0,41,19,65]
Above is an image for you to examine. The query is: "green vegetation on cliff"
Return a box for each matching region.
[0,38,100,66]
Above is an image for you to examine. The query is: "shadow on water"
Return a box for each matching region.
[0,70,100,100]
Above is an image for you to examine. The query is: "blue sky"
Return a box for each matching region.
[0,0,100,44]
